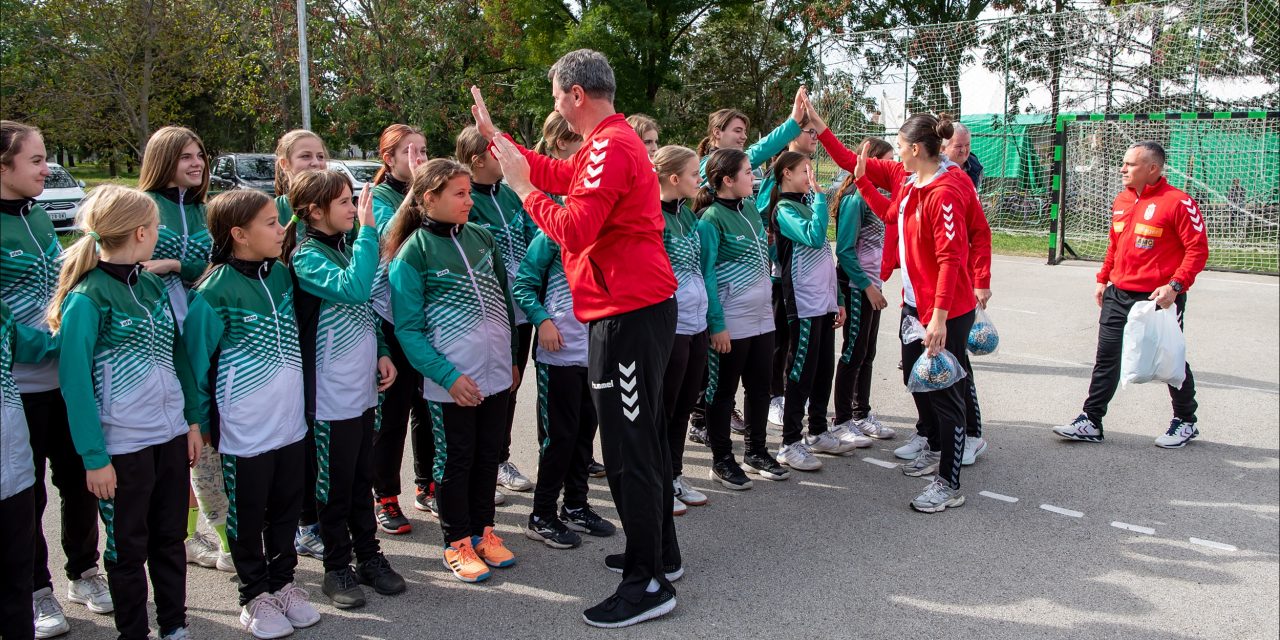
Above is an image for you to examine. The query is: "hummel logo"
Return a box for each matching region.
[941,203,953,213]
[7,250,21,257]
[944,222,955,231]
[1181,198,1192,206]
[591,381,614,390]
[589,151,606,164]
[119,319,133,327]
[592,139,610,150]
[583,178,601,189]
[435,269,451,277]
[945,231,956,240]
[618,361,639,421]
[586,165,604,178]
[942,213,954,222]
[244,315,258,323]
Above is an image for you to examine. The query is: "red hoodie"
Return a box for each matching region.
[817,129,991,288]
[1098,176,1209,292]
[511,113,677,322]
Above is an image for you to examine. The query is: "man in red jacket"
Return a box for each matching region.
[1054,141,1209,448]
[472,49,681,629]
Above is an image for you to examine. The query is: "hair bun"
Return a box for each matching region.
[935,113,955,141]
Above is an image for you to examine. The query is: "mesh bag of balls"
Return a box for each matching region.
[900,315,969,392]
[967,306,1000,356]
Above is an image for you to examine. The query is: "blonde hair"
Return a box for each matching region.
[454,126,490,168]
[383,159,471,261]
[47,185,159,331]
[627,114,659,140]
[273,129,326,196]
[534,112,582,157]
[652,145,697,182]
[138,126,210,202]
[697,109,750,157]
[280,169,352,262]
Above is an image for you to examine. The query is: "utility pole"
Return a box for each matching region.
[297,0,311,130]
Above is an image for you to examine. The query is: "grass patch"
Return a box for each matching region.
[991,232,1048,257]
[66,165,140,189]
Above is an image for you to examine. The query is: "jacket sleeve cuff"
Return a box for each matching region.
[82,451,111,471]
[974,276,991,289]
[529,310,553,328]
[437,369,463,395]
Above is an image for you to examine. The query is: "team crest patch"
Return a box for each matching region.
[1113,221,1125,233]
[1143,204,1157,220]
[1135,236,1155,250]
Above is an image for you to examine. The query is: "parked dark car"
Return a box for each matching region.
[210,154,277,195]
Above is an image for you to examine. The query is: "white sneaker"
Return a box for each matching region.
[33,587,69,639]
[961,437,987,466]
[1155,419,1199,449]
[494,489,506,506]
[1052,414,1104,442]
[854,413,896,439]
[827,423,873,449]
[894,433,929,460]
[767,396,785,425]
[274,583,320,629]
[804,431,856,456]
[672,497,687,516]
[776,442,823,471]
[216,550,236,573]
[240,593,294,639]
[186,532,222,568]
[672,476,707,506]
[67,567,113,613]
[497,461,533,491]
[161,627,192,639]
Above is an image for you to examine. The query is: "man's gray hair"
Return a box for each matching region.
[548,49,616,102]
[1129,140,1166,166]
[948,122,970,140]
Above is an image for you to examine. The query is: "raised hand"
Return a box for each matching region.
[805,97,828,135]
[356,180,376,229]
[854,141,870,180]
[489,134,534,198]
[470,86,498,140]
[791,86,809,124]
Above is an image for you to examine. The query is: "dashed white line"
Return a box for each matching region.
[1111,521,1155,535]
[1189,537,1239,552]
[862,457,899,469]
[979,491,1019,503]
[1040,504,1084,518]
[797,481,847,490]
[988,306,1039,315]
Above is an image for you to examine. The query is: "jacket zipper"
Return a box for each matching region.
[17,205,55,305]
[256,264,285,361]
[490,192,518,277]
[178,190,189,264]
[449,228,496,380]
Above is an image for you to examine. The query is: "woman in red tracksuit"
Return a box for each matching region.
[829,113,978,513]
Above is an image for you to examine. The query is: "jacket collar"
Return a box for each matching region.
[227,256,276,279]
[471,181,500,197]
[97,261,142,286]
[0,197,34,217]
[152,186,203,205]
[660,198,685,215]
[1129,176,1169,199]
[713,196,744,211]
[779,192,806,204]
[423,217,463,237]
[384,174,409,195]
[304,225,347,252]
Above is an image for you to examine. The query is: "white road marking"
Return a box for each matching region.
[1040,504,1084,518]
[797,481,848,490]
[1189,537,1239,552]
[979,491,1019,503]
[988,306,1039,315]
[1110,521,1155,535]
[862,457,899,469]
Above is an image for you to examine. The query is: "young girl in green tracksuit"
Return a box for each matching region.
[138,125,234,575]
[281,169,405,608]
[763,152,861,473]
[456,126,535,495]
[386,158,519,584]
[49,185,202,640]
[1,298,58,640]
[184,189,321,639]
[367,124,434,531]
[2,120,109,631]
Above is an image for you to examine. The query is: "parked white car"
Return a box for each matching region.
[37,163,87,233]
[328,160,382,204]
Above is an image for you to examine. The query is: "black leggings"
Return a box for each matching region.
[501,323,535,462]
[834,289,882,424]
[426,392,509,543]
[532,364,596,518]
[901,306,974,489]
[705,332,774,460]
[372,319,432,498]
[782,314,836,445]
[663,331,708,478]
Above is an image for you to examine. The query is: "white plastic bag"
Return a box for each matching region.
[967,306,1000,356]
[901,315,968,391]
[1120,301,1186,389]
[901,315,926,344]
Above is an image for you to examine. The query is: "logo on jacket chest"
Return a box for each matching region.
[1143,204,1157,220]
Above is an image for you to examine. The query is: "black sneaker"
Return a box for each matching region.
[526,515,582,549]
[414,485,437,516]
[687,425,708,445]
[710,458,753,491]
[561,505,617,537]
[587,459,606,478]
[742,450,791,481]
[375,497,412,534]
[730,408,748,435]
[582,589,677,629]
[604,553,683,582]
[322,566,366,608]
[355,553,407,595]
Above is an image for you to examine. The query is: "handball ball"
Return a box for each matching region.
[911,354,960,390]
[968,322,1000,355]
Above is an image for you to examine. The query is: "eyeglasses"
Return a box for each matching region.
[802,129,818,137]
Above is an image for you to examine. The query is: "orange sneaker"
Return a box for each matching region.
[474,526,516,568]
[443,538,491,583]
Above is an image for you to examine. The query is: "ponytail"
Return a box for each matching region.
[372,124,425,186]
[47,185,159,331]
[273,129,326,196]
[695,148,749,214]
[382,158,471,261]
[199,189,273,286]
[697,109,750,158]
[280,169,349,264]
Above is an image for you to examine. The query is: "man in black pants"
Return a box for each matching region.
[1054,141,1209,448]
[474,48,681,628]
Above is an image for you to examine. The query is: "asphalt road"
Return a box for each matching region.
[36,255,1280,639]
